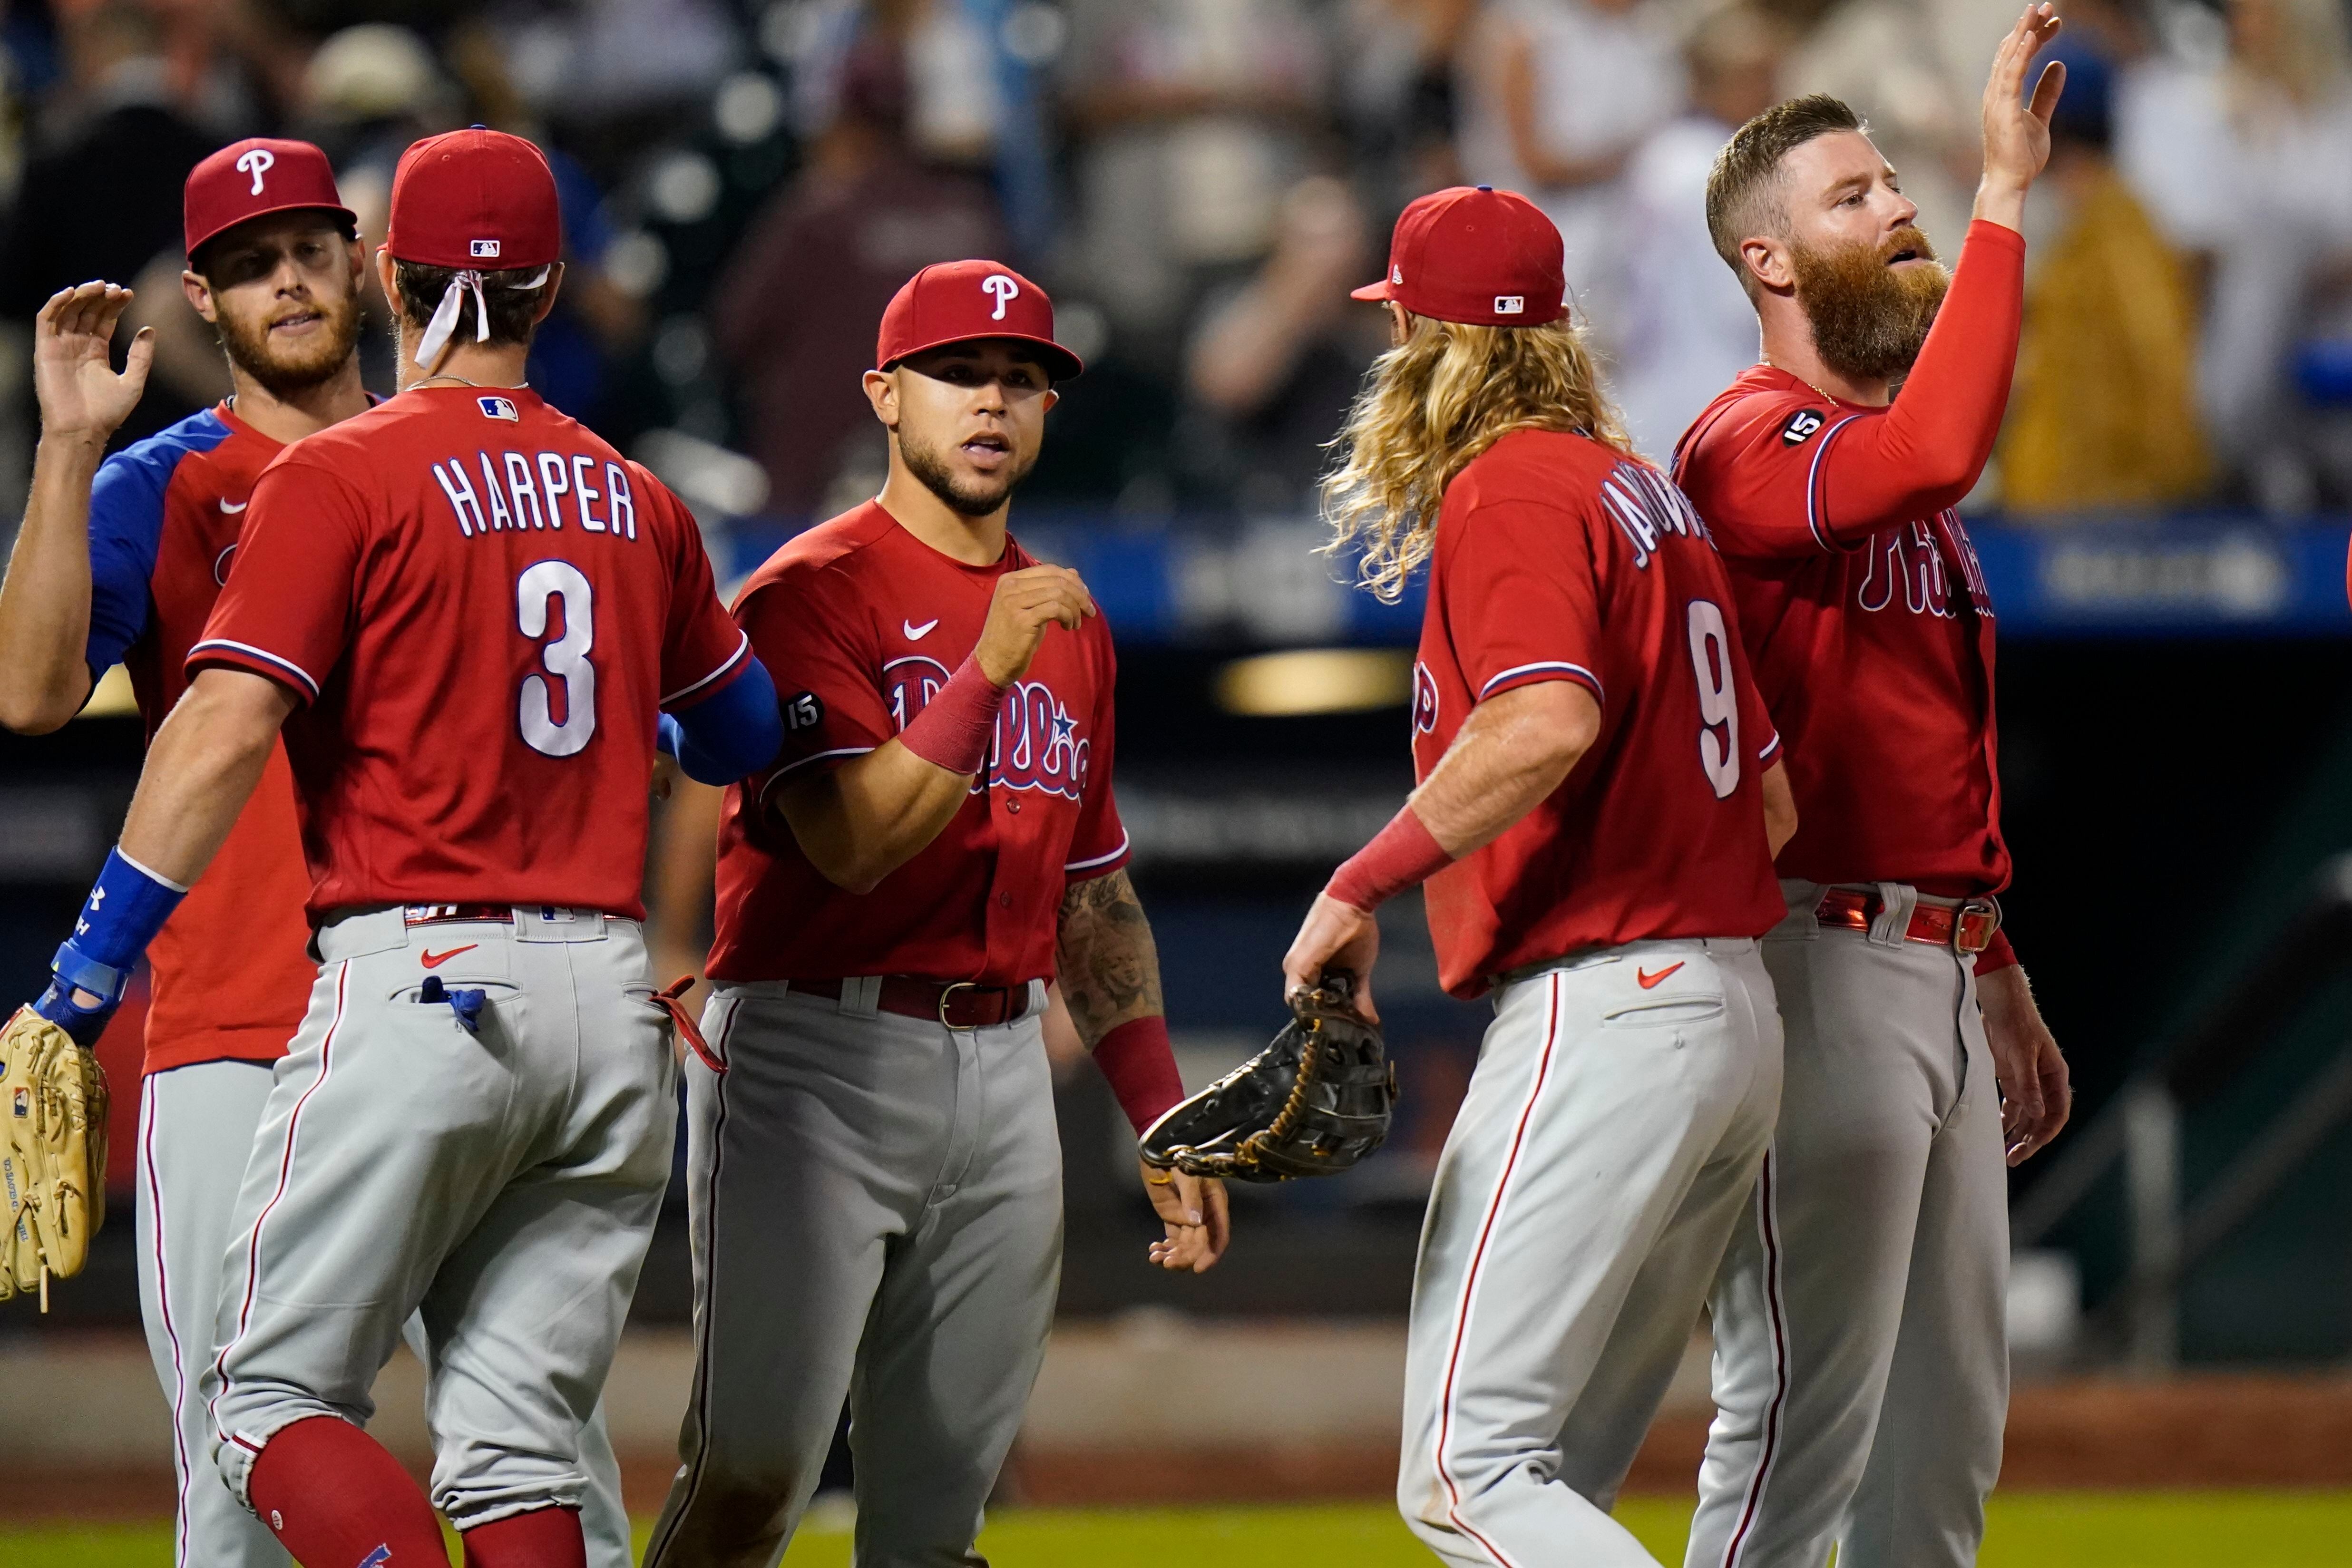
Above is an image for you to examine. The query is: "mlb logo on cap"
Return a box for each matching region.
[479,396,519,421]
[386,128,561,272]
[1352,185,1567,329]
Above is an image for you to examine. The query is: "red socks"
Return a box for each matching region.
[461,1506,586,1568]
[246,1413,447,1568]
[247,1415,585,1568]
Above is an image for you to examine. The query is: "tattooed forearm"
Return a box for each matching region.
[1056,868,1164,1045]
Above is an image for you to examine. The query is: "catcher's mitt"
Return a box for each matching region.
[1140,971,1396,1182]
[0,1005,109,1306]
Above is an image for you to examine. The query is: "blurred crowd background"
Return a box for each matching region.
[0,0,2344,524]
[5,0,2352,1377]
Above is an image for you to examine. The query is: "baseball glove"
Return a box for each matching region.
[0,1005,109,1306]
[1140,971,1396,1183]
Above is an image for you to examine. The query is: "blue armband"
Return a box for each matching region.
[32,847,187,1044]
[667,655,785,786]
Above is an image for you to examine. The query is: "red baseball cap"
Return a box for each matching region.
[878,260,1083,381]
[1352,185,1567,328]
[386,127,561,272]
[185,138,356,260]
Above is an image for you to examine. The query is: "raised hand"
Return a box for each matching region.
[973,564,1096,687]
[1976,3,2066,226]
[34,282,154,448]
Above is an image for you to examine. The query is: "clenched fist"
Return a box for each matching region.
[974,565,1095,687]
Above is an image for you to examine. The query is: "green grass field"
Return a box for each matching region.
[9,1493,2348,1566]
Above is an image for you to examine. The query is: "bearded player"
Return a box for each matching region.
[1669,11,2072,1566]
[1285,185,1796,1568]
[10,130,750,1567]
[645,261,1220,1568]
[0,140,634,1568]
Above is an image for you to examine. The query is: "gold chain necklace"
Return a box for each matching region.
[1764,359,1846,408]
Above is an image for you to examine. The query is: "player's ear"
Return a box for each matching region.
[1740,235,1793,295]
[862,368,898,429]
[373,246,399,310]
[528,261,566,326]
[181,268,217,324]
[1042,387,1058,416]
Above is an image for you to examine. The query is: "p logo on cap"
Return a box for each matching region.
[184,138,356,260]
[874,259,1083,381]
[235,148,273,196]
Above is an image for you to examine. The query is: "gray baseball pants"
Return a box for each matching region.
[1686,882,2010,1568]
[196,906,674,1539]
[644,979,1063,1568]
[138,1051,634,1566]
[1399,938,1783,1568]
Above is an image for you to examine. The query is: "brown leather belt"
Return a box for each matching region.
[793,976,1034,1029]
[1814,887,2000,955]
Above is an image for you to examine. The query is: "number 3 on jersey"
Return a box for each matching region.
[1686,599,1739,799]
[518,561,596,757]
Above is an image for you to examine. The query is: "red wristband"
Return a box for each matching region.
[1974,927,2017,977]
[1093,1015,1185,1137]
[1325,805,1453,912]
[898,653,1005,776]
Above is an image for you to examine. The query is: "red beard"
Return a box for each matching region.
[1789,225,1950,384]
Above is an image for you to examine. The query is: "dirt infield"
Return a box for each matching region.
[1008,1374,2352,1506]
[13,1373,2352,1519]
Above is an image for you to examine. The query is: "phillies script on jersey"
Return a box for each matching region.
[190,385,748,920]
[83,402,314,1072]
[1412,429,1785,998]
[708,501,1128,986]
[1672,221,2026,900]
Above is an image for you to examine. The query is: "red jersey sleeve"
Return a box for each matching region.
[1683,221,2025,559]
[738,561,891,804]
[186,453,367,702]
[1063,633,1130,881]
[1441,497,1608,708]
[643,471,751,708]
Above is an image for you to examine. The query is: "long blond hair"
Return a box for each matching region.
[1321,313,1630,601]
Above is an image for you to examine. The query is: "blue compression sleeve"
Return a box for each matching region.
[667,653,784,785]
[34,847,187,1042]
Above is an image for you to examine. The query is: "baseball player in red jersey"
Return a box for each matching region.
[644,260,1218,1568]
[0,140,353,1568]
[1669,13,2072,1567]
[1283,187,1797,1568]
[0,139,634,1568]
[20,128,782,1568]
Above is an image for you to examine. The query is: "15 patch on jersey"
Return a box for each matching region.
[1781,408,1826,446]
